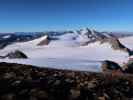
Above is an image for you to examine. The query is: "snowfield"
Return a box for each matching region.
[120,36,133,50]
[0,34,133,72]
[2,35,11,39]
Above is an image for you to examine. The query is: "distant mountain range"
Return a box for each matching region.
[0,28,133,49]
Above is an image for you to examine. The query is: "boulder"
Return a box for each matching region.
[123,58,133,73]
[101,60,122,73]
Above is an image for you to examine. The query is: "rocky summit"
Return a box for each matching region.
[0,62,133,100]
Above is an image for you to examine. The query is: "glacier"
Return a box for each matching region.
[0,30,133,72]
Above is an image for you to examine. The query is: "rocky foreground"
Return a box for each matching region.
[0,62,133,100]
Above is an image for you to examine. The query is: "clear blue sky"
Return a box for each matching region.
[0,0,133,32]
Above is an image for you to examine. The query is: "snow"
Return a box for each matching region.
[1,35,48,52]
[58,33,78,41]
[76,34,90,43]
[52,30,93,47]
[25,35,48,45]
[0,58,102,72]
[0,34,133,72]
[119,36,133,50]
[102,33,112,38]
[2,35,11,39]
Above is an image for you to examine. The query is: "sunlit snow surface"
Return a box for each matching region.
[0,35,133,72]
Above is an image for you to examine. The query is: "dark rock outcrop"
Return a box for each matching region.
[0,42,10,49]
[37,35,50,46]
[78,28,113,45]
[101,60,122,73]
[109,38,129,50]
[1,50,28,59]
[101,37,133,56]
[7,50,28,59]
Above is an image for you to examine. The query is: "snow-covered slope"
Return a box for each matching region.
[48,28,114,47]
[120,36,133,50]
[0,34,132,72]
[0,28,133,72]
[1,35,48,53]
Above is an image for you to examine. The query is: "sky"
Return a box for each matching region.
[0,0,133,32]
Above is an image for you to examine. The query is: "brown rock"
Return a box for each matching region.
[37,35,49,46]
[98,96,106,100]
[54,80,61,85]
[37,90,48,99]
[70,89,80,99]
[3,72,16,79]
[30,96,37,100]
[1,93,16,100]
